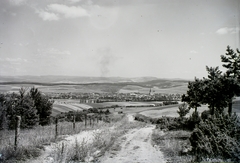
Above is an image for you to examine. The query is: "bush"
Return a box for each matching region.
[177,103,189,118]
[134,114,152,123]
[189,112,240,162]
[156,117,189,131]
[155,111,201,131]
[201,110,211,120]
[187,111,201,130]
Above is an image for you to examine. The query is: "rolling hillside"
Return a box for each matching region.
[0,76,189,94]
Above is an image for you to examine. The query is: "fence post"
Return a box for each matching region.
[14,116,21,151]
[89,116,92,127]
[97,115,99,124]
[73,114,75,131]
[85,114,87,128]
[92,117,94,127]
[55,117,58,140]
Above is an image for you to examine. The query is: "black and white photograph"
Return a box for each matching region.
[0,0,239,162]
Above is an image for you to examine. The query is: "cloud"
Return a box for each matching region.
[9,0,27,5]
[190,50,197,54]
[46,48,71,55]
[48,4,89,18]
[216,27,240,35]
[1,58,28,64]
[7,58,28,62]
[37,10,59,21]
[36,48,71,58]
[68,0,82,4]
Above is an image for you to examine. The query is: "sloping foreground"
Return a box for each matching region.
[22,115,165,163]
[99,125,166,163]
[25,129,100,163]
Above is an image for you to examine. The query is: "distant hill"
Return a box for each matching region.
[0,76,162,84]
[0,76,190,94]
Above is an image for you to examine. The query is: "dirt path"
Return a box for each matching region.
[24,115,165,163]
[99,125,166,163]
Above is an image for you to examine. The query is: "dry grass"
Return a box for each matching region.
[0,115,145,162]
[0,120,109,162]
[49,116,147,162]
[152,129,194,163]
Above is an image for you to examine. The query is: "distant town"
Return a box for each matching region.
[47,89,182,103]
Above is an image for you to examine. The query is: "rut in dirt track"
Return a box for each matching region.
[99,125,165,163]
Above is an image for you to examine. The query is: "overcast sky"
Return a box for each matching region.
[0,0,239,79]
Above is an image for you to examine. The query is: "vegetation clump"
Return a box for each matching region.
[190,112,240,162]
[183,46,240,162]
[177,102,189,118]
[150,46,240,162]
[0,87,53,130]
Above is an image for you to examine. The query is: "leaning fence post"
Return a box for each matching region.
[55,117,58,140]
[72,114,76,131]
[14,116,21,151]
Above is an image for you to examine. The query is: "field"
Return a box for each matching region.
[52,98,240,118]
[52,100,93,116]
[0,83,188,94]
[139,105,209,118]
[52,99,180,116]
[118,83,188,94]
[0,77,189,94]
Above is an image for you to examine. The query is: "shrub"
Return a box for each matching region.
[186,111,201,130]
[177,103,189,118]
[156,117,187,131]
[201,110,211,120]
[189,112,240,162]
[134,114,151,123]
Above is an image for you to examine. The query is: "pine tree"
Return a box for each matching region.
[177,102,189,118]
[221,46,240,115]
[6,88,38,129]
[30,87,53,125]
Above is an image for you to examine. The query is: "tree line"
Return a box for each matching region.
[182,46,240,116]
[181,46,240,162]
[0,87,53,129]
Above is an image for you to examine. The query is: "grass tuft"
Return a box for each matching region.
[152,129,194,163]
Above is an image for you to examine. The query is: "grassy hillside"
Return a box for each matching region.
[0,79,189,94]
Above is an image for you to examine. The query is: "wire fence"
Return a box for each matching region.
[0,113,111,152]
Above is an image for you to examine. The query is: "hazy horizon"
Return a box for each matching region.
[0,0,239,79]
[0,75,191,80]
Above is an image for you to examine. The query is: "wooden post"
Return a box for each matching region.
[85,114,87,128]
[55,118,58,140]
[89,116,92,127]
[92,117,94,127]
[14,116,21,151]
[97,115,99,124]
[61,142,64,155]
[73,115,76,131]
